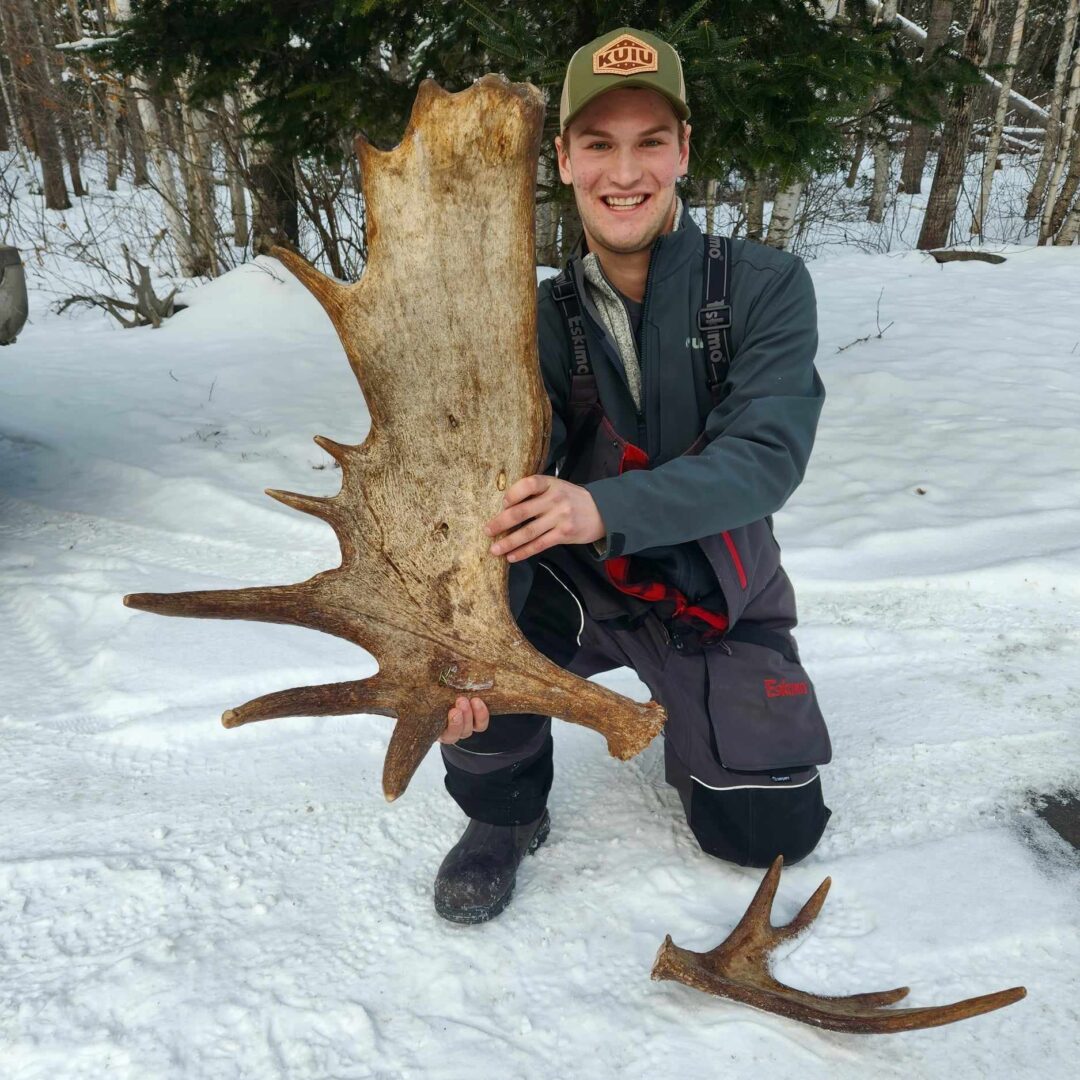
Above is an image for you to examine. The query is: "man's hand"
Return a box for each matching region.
[440,477,602,745]
[485,475,605,562]
[439,695,490,745]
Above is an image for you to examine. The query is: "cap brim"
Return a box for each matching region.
[562,79,690,132]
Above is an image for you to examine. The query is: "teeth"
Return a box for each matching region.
[604,195,647,207]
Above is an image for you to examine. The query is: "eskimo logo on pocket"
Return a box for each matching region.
[764,678,809,698]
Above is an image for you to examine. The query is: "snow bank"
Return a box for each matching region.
[1,229,1078,1079]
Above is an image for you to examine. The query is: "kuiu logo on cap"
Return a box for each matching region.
[592,34,658,76]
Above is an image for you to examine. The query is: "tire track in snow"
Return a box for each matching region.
[0,492,321,584]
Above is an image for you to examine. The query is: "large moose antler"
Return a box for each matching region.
[123,75,664,800]
[651,855,1027,1034]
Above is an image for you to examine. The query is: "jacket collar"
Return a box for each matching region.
[566,195,701,287]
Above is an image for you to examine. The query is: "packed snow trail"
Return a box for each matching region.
[1,245,1078,1079]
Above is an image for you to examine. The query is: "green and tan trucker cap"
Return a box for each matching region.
[559,27,689,133]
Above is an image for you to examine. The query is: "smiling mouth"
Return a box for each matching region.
[602,194,650,211]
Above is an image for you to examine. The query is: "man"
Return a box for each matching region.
[434,27,831,924]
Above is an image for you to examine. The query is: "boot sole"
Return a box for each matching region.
[434,813,551,925]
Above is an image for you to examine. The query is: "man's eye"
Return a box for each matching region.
[587,142,609,150]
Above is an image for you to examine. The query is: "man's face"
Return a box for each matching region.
[555,87,690,259]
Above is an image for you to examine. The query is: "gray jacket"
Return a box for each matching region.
[509,201,824,617]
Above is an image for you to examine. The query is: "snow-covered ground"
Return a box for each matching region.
[2,153,1080,1078]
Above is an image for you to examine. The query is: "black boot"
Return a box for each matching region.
[434,809,551,924]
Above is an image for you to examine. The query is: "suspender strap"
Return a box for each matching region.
[551,269,602,478]
[700,235,733,405]
[551,234,735,468]
[551,270,593,385]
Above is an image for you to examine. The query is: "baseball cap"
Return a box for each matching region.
[559,27,689,134]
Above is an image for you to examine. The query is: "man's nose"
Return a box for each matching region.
[608,146,643,186]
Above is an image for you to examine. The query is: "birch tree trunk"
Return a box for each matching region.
[105,78,123,190]
[744,176,765,241]
[74,11,106,156]
[234,82,299,254]
[0,41,33,172]
[130,84,198,273]
[534,154,559,267]
[900,0,955,195]
[765,180,804,250]
[110,0,197,273]
[179,90,219,275]
[705,178,718,235]
[917,0,998,250]
[868,131,892,222]
[1,0,36,153]
[96,0,121,193]
[558,200,582,266]
[3,0,70,209]
[1024,0,1080,220]
[863,0,1047,124]
[867,0,899,223]
[1048,127,1080,240]
[220,93,250,250]
[845,117,868,188]
[1055,151,1080,243]
[972,0,1031,238]
[1039,36,1080,243]
[123,83,150,185]
[0,75,8,151]
[37,0,85,197]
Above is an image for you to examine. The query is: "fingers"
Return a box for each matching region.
[500,523,564,562]
[503,474,550,508]
[490,510,563,559]
[486,490,556,543]
[472,697,489,733]
[484,478,603,560]
[438,696,491,745]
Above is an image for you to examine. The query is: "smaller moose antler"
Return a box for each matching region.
[651,856,1026,1034]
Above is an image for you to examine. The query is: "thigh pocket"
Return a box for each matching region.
[518,561,586,668]
[705,634,831,774]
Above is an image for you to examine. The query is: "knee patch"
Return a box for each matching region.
[687,776,831,868]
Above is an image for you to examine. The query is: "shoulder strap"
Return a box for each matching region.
[550,269,602,477]
[700,235,733,405]
[551,269,593,384]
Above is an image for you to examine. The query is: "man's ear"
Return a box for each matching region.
[678,122,692,178]
[555,134,573,185]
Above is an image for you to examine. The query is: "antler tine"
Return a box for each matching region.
[383,711,449,802]
[265,487,341,524]
[719,854,788,951]
[313,434,353,465]
[124,583,309,624]
[771,873,831,945]
[221,674,398,728]
[653,858,1028,1034]
[270,244,351,323]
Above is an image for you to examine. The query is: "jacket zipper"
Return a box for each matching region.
[721,531,749,589]
[637,236,662,456]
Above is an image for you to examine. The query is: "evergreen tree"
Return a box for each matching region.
[103,1,970,259]
[106,1,441,159]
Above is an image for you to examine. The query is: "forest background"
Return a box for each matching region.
[3,0,1080,319]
